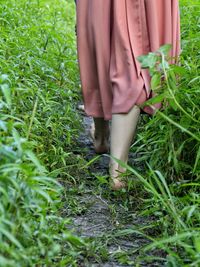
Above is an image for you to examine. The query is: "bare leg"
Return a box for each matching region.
[110,105,140,190]
[90,118,110,154]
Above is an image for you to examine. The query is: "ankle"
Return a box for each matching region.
[94,119,109,138]
[109,161,126,179]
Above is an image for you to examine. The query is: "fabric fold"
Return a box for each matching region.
[77,0,180,120]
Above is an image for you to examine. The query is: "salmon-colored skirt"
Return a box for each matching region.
[76,0,180,120]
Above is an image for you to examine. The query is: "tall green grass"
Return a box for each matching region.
[128,0,200,265]
[0,0,86,266]
[1,0,200,266]
[0,0,80,169]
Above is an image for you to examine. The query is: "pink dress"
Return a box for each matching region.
[76,0,180,120]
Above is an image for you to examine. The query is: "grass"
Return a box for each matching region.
[0,0,200,266]
[127,0,200,265]
[0,0,86,266]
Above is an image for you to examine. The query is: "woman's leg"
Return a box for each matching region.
[90,118,110,154]
[110,105,140,190]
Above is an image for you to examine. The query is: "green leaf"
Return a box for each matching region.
[171,65,186,75]
[34,188,52,203]
[144,232,195,252]
[193,145,200,173]
[25,150,47,173]
[179,116,191,129]
[0,228,23,249]
[0,255,15,266]
[169,99,178,111]
[64,233,86,248]
[158,44,172,56]
[151,73,161,91]
[0,120,7,131]
[194,236,200,253]
[0,74,9,83]
[141,93,166,107]
[0,83,11,108]
[138,52,158,69]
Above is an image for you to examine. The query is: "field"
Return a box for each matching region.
[0,0,200,266]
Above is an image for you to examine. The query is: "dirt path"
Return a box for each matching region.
[70,114,164,267]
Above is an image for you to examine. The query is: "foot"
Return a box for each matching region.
[90,122,109,154]
[77,104,85,112]
[109,163,127,190]
[110,177,127,190]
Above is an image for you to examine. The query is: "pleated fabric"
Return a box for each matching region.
[76,0,180,120]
